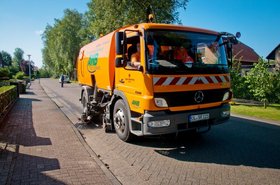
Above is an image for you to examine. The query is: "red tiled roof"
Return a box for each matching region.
[232,41,260,63]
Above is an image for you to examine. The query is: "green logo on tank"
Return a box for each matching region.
[88,53,98,72]
[132,100,140,107]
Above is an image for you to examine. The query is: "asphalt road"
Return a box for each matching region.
[40,78,280,185]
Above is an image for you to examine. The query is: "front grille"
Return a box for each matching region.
[154,88,228,107]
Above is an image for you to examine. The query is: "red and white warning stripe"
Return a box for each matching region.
[153,75,230,86]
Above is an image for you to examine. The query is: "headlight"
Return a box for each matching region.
[154,98,168,107]
[221,110,230,117]
[222,91,231,101]
[148,120,170,127]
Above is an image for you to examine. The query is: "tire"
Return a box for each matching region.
[82,92,87,114]
[113,99,134,142]
[81,91,90,123]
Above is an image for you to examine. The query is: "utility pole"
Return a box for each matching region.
[27,54,31,81]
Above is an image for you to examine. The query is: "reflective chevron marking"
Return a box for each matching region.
[153,75,230,86]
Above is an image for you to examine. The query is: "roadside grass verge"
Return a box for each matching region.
[231,103,280,122]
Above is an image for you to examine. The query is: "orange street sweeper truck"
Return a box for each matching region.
[77,23,240,141]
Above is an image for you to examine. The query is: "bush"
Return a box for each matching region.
[8,65,19,79]
[0,67,10,79]
[14,71,28,80]
[0,85,18,115]
[230,68,253,100]
[38,68,52,78]
[0,85,15,93]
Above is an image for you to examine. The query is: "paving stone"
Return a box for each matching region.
[0,80,115,185]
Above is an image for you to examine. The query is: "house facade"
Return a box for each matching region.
[266,44,280,70]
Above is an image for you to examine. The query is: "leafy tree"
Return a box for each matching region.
[0,67,10,79]
[8,65,20,78]
[42,25,55,72]
[42,9,84,77]
[245,59,273,108]
[230,70,252,100]
[230,59,252,99]
[1,51,12,66]
[14,71,27,80]
[12,48,24,70]
[0,52,2,67]
[270,71,280,103]
[38,66,52,78]
[86,0,189,38]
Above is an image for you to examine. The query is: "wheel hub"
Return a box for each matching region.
[114,109,125,132]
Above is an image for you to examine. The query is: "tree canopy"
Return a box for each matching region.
[86,0,189,38]
[245,59,273,108]
[0,52,2,67]
[42,9,84,77]
[42,0,189,77]
[13,48,24,67]
[1,51,12,67]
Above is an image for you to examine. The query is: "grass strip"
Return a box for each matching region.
[231,103,280,122]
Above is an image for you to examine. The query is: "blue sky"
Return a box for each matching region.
[0,0,279,68]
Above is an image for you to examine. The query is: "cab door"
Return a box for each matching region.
[115,34,146,113]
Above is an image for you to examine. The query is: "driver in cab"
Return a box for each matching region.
[174,46,194,64]
[130,43,141,68]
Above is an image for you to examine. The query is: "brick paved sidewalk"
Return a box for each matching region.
[0,80,118,185]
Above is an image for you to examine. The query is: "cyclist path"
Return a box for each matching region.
[0,80,120,185]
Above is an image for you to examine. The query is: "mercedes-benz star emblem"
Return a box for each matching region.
[194,91,204,103]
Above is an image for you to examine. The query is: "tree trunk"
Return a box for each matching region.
[263,99,268,109]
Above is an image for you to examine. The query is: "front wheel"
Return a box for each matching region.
[113,99,134,142]
[81,91,90,123]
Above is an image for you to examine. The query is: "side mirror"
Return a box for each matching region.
[115,32,124,55]
[230,32,241,45]
[236,32,241,39]
[219,31,241,68]
[115,31,127,67]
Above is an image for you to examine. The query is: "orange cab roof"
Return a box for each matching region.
[119,23,218,35]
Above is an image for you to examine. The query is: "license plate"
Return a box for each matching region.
[189,113,210,122]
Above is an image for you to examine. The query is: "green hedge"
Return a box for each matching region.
[0,85,15,93]
[0,80,10,87]
[0,85,17,117]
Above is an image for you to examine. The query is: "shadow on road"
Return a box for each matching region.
[0,96,65,184]
[24,91,35,95]
[134,117,280,169]
[1,149,64,184]
[0,97,51,147]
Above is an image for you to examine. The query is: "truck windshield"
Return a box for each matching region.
[145,30,228,74]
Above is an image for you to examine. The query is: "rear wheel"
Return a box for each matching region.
[113,99,134,142]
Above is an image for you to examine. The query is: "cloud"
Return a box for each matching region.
[35,30,44,35]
